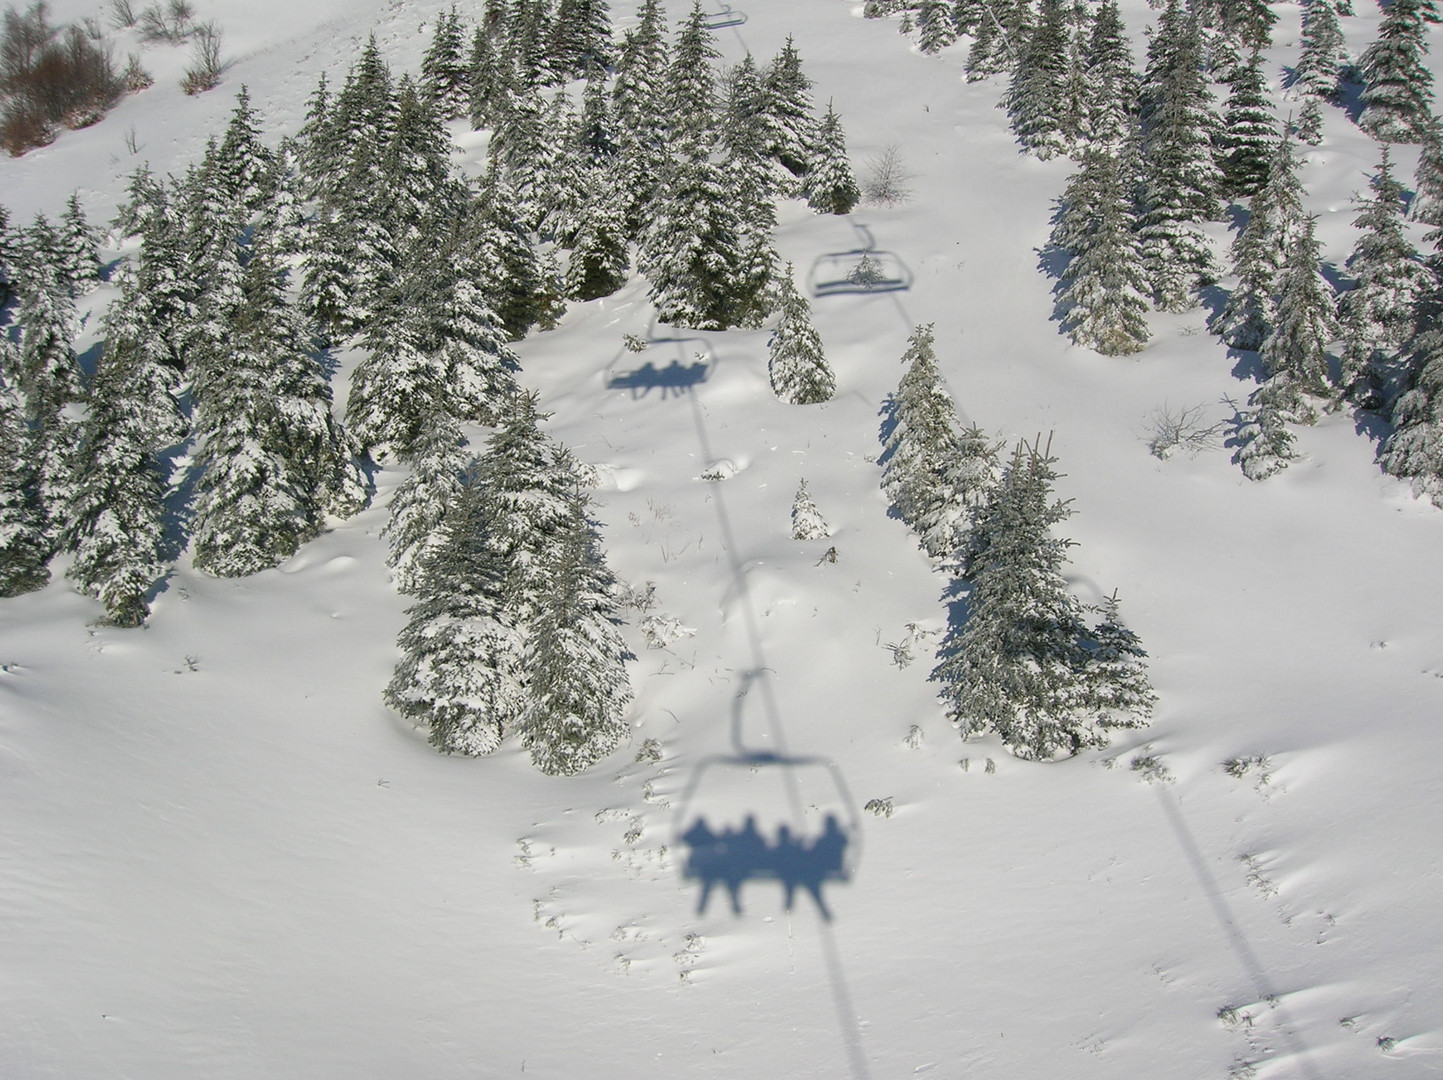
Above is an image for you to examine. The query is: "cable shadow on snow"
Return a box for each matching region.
[1156,789,1326,1080]
[619,320,873,1079]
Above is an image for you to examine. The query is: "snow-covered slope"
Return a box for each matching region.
[2,1,1441,1078]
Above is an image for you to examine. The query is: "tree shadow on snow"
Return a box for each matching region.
[1228,346,1267,384]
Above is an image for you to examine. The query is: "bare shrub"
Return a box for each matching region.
[108,0,138,29]
[180,20,222,95]
[138,0,194,42]
[1,7,123,154]
[861,143,914,206]
[1146,400,1228,459]
[0,102,51,154]
[121,52,151,90]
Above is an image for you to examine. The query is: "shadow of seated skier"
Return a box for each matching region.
[773,815,847,922]
[683,815,767,916]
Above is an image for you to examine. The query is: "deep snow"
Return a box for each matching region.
[2,1,1442,1077]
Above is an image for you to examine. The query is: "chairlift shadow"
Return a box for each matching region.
[674,671,862,921]
[605,324,719,400]
[809,220,913,297]
[703,2,748,29]
[607,358,710,399]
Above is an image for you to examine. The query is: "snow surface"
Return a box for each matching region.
[3,1,1443,1077]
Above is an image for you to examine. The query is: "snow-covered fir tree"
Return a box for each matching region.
[519,491,633,776]
[1053,140,1152,354]
[719,55,783,317]
[881,325,997,559]
[0,205,15,300]
[384,414,471,596]
[1232,215,1336,479]
[965,8,1009,80]
[1057,14,1093,153]
[564,167,631,301]
[1211,130,1307,349]
[213,86,277,225]
[466,168,565,340]
[611,0,669,238]
[639,4,760,330]
[474,391,582,625]
[1079,592,1156,723]
[94,270,187,451]
[1137,0,1223,309]
[724,54,787,202]
[548,0,612,79]
[301,206,362,340]
[791,478,831,539]
[57,193,101,296]
[913,0,957,53]
[383,76,464,251]
[1292,0,1346,109]
[967,0,1030,80]
[575,74,619,168]
[933,439,1151,759]
[61,336,169,626]
[111,163,167,242]
[125,183,199,375]
[348,236,519,460]
[1412,121,1443,237]
[12,230,82,524]
[1232,372,1306,479]
[803,101,861,214]
[763,36,820,181]
[0,376,50,597]
[385,461,526,756]
[1380,316,1443,505]
[1261,214,1337,399]
[1005,0,1071,159]
[190,245,364,577]
[13,226,81,427]
[1217,0,1276,53]
[1358,0,1437,143]
[491,82,568,236]
[768,266,835,404]
[1219,49,1277,198]
[421,5,470,119]
[1082,0,1139,149]
[466,22,507,130]
[508,0,559,87]
[953,0,984,37]
[295,71,334,197]
[1337,147,1433,404]
[1213,190,1278,349]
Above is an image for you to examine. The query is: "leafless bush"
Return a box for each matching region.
[1,6,123,154]
[1146,400,1228,459]
[861,143,914,206]
[138,0,194,43]
[108,0,137,28]
[121,52,151,90]
[180,20,222,95]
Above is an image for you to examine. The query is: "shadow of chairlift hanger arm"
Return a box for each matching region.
[703,2,748,29]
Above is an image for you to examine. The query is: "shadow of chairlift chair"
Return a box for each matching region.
[703,2,748,28]
[808,248,914,297]
[673,676,862,921]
